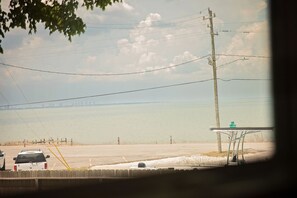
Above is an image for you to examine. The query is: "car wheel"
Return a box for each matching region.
[138,162,146,168]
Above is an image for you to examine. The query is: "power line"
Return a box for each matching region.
[0,90,42,140]
[2,30,209,60]
[5,68,30,102]
[218,78,270,81]
[3,66,52,137]
[216,58,248,69]
[0,55,209,76]
[214,20,266,25]
[0,79,213,108]
[86,11,206,29]
[218,29,265,34]
[216,54,270,58]
[2,13,208,59]
[87,16,204,30]
[0,78,270,108]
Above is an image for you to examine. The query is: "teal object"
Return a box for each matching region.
[229,121,236,128]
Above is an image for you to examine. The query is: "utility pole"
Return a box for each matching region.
[204,8,222,152]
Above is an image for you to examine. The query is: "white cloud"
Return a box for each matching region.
[105,0,134,12]
[146,39,159,47]
[165,34,174,41]
[117,38,129,46]
[115,13,163,58]
[22,36,43,49]
[128,13,162,42]
[122,1,134,11]
[138,13,161,28]
[240,0,267,20]
[219,21,270,78]
[77,0,135,26]
[134,35,146,43]
[172,51,197,64]
[167,51,202,75]
[83,13,106,24]
[224,22,269,57]
[139,52,156,65]
[109,11,207,80]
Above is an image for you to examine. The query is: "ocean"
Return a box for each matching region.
[0,101,274,144]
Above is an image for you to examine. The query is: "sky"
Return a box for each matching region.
[0,0,271,108]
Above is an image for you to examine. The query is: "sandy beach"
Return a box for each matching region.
[1,142,274,171]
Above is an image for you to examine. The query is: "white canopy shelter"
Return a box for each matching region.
[210,127,274,165]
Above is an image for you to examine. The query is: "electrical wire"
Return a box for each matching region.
[0,78,270,108]
[87,16,204,30]
[0,79,213,108]
[216,58,248,69]
[0,90,41,140]
[214,20,266,25]
[218,78,270,81]
[86,11,206,29]
[218,29,265,34]
[1,60,73,168]
[2,12,208,59]
[216,54,270,58]
[2,30,210,60]
[4,68,52,137]
[0,55,209,76]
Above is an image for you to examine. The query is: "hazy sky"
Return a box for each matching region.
[0,0,271,107]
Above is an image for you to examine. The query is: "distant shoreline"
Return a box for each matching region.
[0,140,274,147]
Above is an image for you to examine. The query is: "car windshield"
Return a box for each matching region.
[15,153,46,164]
